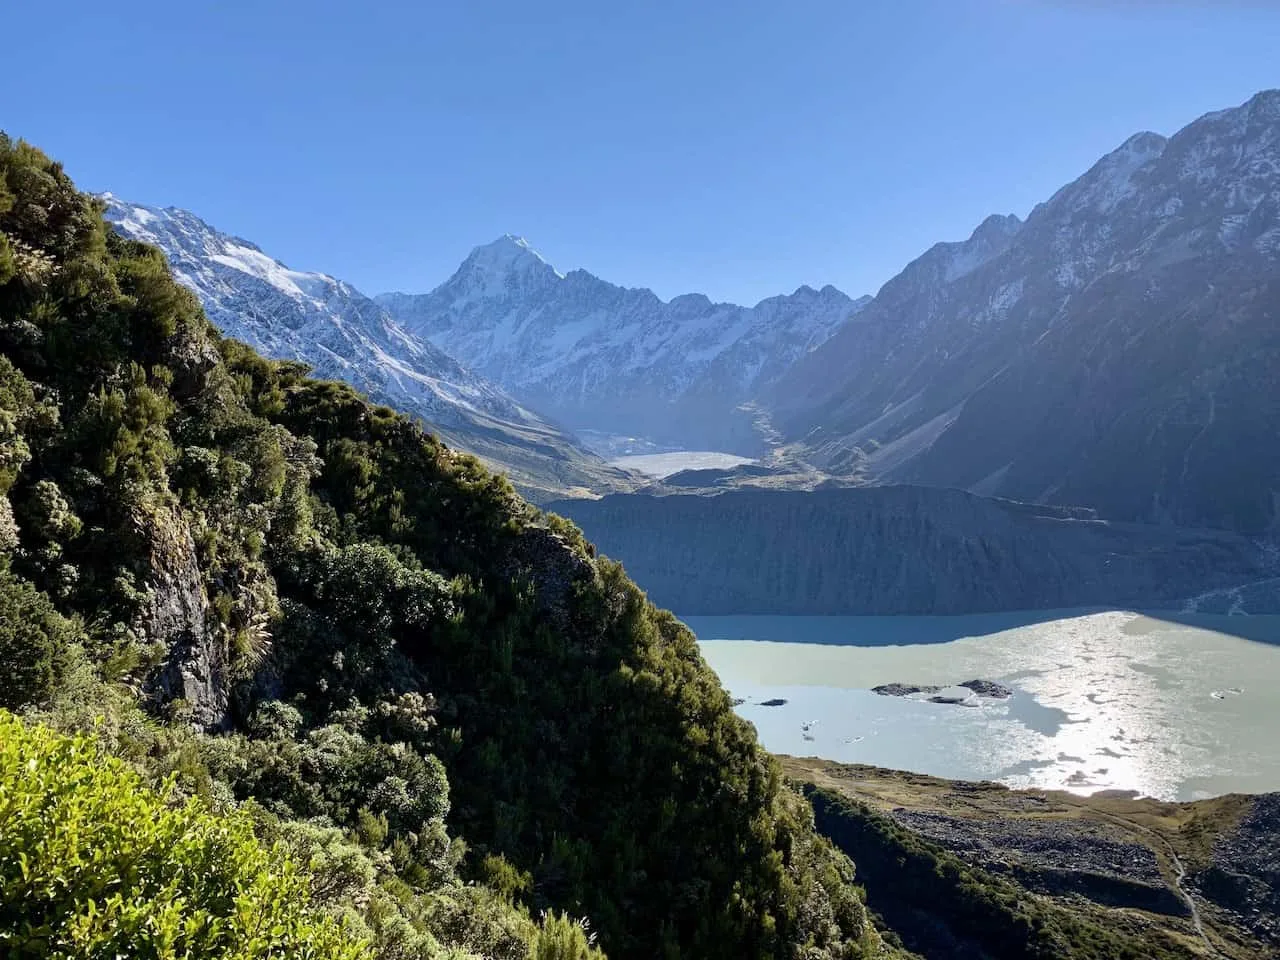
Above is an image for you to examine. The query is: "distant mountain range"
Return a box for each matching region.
[772,90,1280,533]
[106,88,1280,533]
[102,198,635,502]
[373,89,1280,533]
[377,240,867,450]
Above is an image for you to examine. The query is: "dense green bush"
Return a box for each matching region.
[0,564,73,709]
[249,367,881,960]
[203,701,450,837]
[528,912,605,960]
[0,711,366,959]
[0,132,892,960]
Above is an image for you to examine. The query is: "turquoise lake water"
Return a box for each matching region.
[688,609,1280,801]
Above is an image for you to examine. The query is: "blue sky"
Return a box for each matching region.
[6,1,1279,304]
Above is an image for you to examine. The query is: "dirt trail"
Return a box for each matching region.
[1058,795,1220,957]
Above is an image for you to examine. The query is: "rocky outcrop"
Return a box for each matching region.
[135,503,227,730]
[160,309,222,401]
[955,680,1011,698]
[890,809,1187,916]
[550,485,1277,615]
[788,759,1277,956]
[502,525,598,628]
[1193,794,1280,946]
[872,680,1013,701]
[871,684,938,698]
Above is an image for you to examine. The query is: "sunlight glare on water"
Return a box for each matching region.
[689,610,1280,801]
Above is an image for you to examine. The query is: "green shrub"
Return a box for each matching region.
[0,356,37,496]
[529,912,605,960]
[0,712,367,959]
[0,565,73,709]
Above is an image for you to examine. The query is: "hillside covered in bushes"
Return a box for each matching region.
[0,135,896,959]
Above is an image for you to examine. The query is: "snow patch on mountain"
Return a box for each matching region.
[99,197,642,501]
[377,248,869,447]
[102,195,544,425]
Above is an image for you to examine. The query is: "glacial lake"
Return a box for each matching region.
[688,610,1280,802]
[609,450,755,478]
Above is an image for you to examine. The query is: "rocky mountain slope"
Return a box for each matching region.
[102,198,633,502]
[772,90,1280,533]
[787,757,1279,959]
[377,239,868,450]
[549,487,1278,615]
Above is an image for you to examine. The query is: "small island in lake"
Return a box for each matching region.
[872,679,1013,704]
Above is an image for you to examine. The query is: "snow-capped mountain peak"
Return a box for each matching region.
[463,234,563,277]
[1051,130,1169,217]
[484,232,551,260]
[101,197,528,417]
[436,234,566,305]
[105,197,347,310]
[376,244,868,449]
[101,198,632,500]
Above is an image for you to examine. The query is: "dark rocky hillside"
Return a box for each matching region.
[786,757,1278,959]
[773,90,1280,534]
[550,487,1277,615]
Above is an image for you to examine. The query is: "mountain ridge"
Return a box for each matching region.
[101,197,634,502]
[98,88,1280,532]
[772,88,1280,533]
[377,242,870,451]
[550,485,1279,616]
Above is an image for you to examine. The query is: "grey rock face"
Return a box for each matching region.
[135,503,227,730]
[890,809,1186,916]
[550,486,1277,615]
[872,680,1012,700]
[775,90,1280,533]
[502,525,597,629]
[956,680,1012,699]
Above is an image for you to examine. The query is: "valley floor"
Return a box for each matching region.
[783,756,1280,959]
